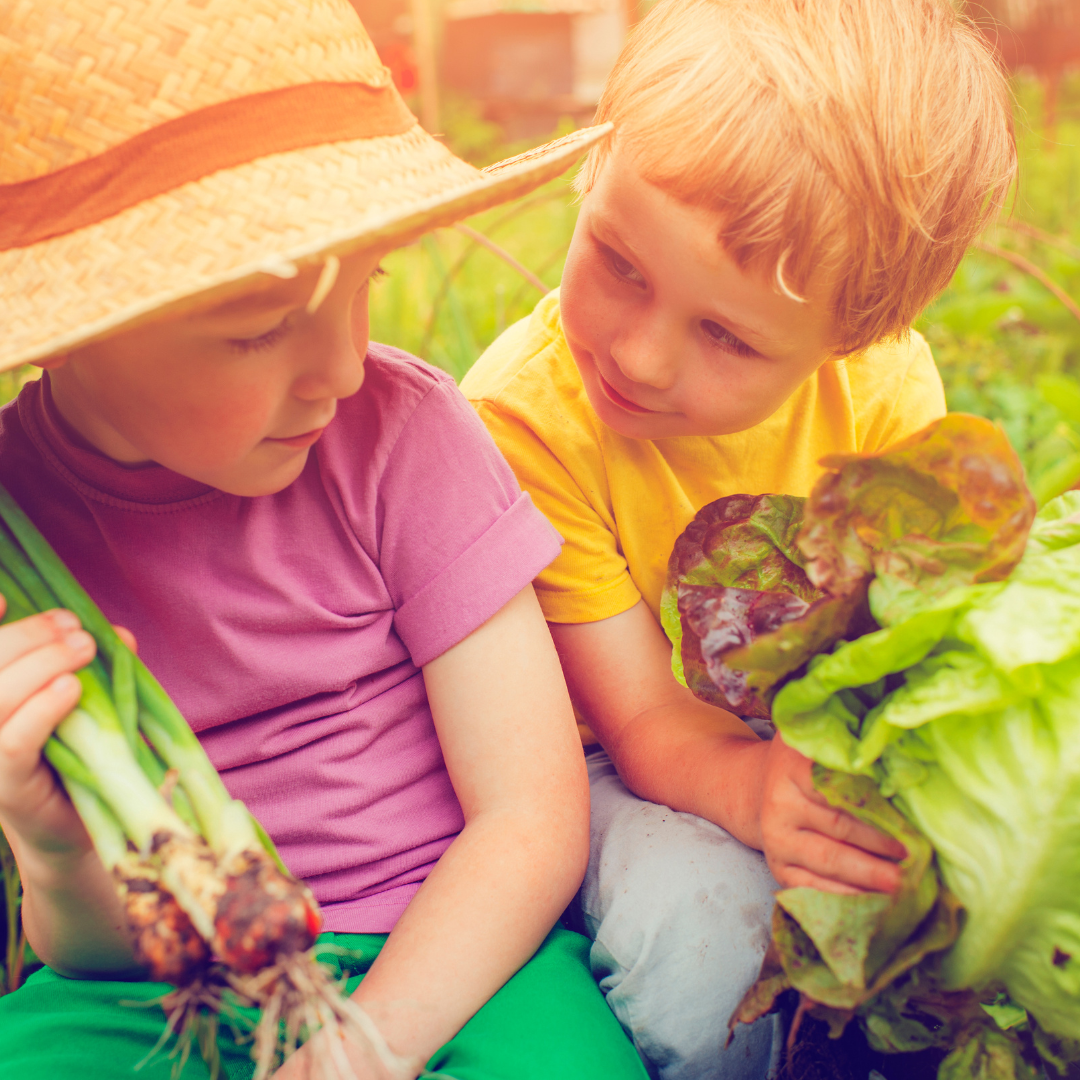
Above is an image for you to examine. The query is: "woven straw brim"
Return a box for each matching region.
[0,122,610,372]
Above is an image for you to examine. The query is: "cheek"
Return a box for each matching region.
[123,369,280,461]
[560,248,621,355]
[680,353,811,431]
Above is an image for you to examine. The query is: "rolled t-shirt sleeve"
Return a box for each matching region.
[377,380,562,668]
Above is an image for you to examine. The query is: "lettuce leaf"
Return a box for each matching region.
[662,494,861,719]
[769,494,1080,1041]
[666,415,1033,723]
[800,413,1035,626]
[670,416,1057,1067]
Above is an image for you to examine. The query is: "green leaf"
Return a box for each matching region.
[771,500,1080,1041]
[1037,373,1080,426]
[771,594,975,772]
[981,996,1028,1031]
[1031,1020,1080,1077]
[1030,452,1080,509]
[938,1025,1037,1080]
[800,413,1035,626]
[768,769,941,1007]
[858,952,985,1055]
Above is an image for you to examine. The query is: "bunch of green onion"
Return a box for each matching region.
[0,483,407,1080]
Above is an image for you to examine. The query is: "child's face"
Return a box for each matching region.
[560,146,838,440]
[40,249,382,497]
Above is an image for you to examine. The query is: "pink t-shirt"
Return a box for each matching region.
[0,347,561,932]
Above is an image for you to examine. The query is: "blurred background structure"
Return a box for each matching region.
[970,0,1080,130]
[353,0,634,137]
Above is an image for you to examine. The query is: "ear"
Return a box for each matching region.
[31,354,69,371]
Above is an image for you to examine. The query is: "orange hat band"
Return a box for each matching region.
[0,81,417,253]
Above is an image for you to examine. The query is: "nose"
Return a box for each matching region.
[291,323,366,403]
[608,309,681,391]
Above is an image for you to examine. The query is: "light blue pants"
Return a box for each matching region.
[582,751,783,1080]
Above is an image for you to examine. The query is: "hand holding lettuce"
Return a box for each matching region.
[666,414,1080,1076]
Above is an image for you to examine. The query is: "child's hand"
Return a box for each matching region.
[758,735,906,894]
[0,603,98,863]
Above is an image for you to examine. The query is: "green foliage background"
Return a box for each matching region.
[5,75,1080,995]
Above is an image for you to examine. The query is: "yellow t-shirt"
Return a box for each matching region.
[461,290,946,627]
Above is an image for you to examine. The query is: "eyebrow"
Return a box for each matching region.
[195,288,303,321]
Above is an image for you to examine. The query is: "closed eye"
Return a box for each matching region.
[228,316,292,354]
[702,319,756,358]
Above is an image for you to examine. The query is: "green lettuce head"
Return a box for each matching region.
[774,493,1080,1042]
[665,414,1078,1071]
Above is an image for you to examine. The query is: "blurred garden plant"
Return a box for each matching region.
[918,74,1080,507]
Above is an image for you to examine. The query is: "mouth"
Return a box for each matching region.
[266,426,327,449]
[597,371,660,415]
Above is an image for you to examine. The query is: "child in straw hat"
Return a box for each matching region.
[0,2,649,1079]
[461,0,1017,1076]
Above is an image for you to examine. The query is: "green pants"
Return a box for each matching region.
[0,927,648,1080]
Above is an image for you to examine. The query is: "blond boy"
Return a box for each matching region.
[462,1,1016,1076]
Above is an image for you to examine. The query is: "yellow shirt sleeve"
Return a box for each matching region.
[462,294,641,623]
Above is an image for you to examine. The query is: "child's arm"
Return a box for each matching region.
[549,600,905,895]
[279,583,587,1078]
[0,605,140,977]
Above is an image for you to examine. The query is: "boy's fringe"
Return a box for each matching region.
[575,0,1016,354]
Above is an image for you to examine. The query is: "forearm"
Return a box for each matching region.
[11,831,138,978]
[602,699,769,848]
[351,805,587,1065]
[549,602,771,847]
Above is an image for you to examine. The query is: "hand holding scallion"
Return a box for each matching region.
[0,607,98,866]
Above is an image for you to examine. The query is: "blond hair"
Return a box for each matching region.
[577,0,1016,354]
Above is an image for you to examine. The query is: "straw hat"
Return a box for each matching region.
[0,0,610,372]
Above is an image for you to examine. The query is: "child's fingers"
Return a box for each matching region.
[771,736,907,861]
[0,609,82,673]
[113,624,137,654]
[0,673,83,788]
[769,861,870,896]
[799,800,908,861]
[0,630,95,724]
[770,830,903,894]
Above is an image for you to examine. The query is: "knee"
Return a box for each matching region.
[586,809,778,995]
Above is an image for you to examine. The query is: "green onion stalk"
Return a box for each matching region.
[0,824,25,994]
[0,484,411,1080]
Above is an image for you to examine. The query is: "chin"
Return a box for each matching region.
[211,453,311,498]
